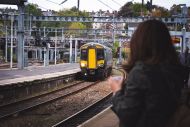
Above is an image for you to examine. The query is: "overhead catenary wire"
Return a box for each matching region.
[29,0,64,11]
[38,5,49,10]
[46,0,60,5]
[111,0,122,6]
[60,0,68,5]
[97,0,114,11]
[27,1,50,10]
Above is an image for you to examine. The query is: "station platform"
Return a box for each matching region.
[0,63,81,106]
[0,63,80,86]
[78,106,119,127]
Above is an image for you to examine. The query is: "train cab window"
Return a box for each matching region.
[81,49,87,60]
[97,49,104,60]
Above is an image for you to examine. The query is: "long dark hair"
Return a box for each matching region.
[126,19,180,71]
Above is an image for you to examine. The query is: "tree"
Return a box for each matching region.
[25,3,42,16]
[152,6,170,17]
[68,22,87,36]
[112,41,119,58]
[55,7,92,37]
[56,6,92,29]
[152,9,162,17]
[118,2,149,17]
[170,4,182,16]
[118,2,134,17]
[132,3,144,16]
[0,22,4,36]
[25,3,43,28]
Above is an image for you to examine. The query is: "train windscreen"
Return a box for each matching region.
[81,49,87,60]
[97,49,104,60]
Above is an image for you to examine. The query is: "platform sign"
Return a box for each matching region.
[171,36,181,44]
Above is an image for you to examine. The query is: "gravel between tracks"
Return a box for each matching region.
[0,80,111,127]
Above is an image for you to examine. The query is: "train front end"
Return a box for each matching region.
[80,43,106,79]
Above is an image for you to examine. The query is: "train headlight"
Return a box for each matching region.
[81,62,86,67]
[98,63,104,67]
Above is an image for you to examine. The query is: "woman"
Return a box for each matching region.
[108,19,189,127]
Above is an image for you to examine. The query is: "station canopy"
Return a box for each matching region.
[0,0,27,5]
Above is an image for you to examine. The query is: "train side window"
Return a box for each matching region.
[97,49,104,60]
[81,49,87,60]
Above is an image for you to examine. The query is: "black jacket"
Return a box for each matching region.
[112,62,189,127]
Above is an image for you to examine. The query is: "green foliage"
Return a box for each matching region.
[25,3,43,27]
[118,2,149,17]
[56,7,92,29]
[170,4,182,15]
[175,46,181,51]
[57,8,78,17]
[25,3,42,16]
[118,1,177,17]
[124,23,128,30]
[0,22,4,36]
[153,6,171,17]
[118,2,133,17]
[112,41,119,58]
[40,7,92,37]
[50,7,92,36]
[132,3,143,16]
[121,51,127,60]
[67,22,87,36]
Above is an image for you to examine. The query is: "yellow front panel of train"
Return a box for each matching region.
[88,49,96,69]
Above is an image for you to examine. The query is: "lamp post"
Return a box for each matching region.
[10,13,14,69]
[112,13,115,45]
[61,27,64,48]
[55,28,57,65]
[5,25,7,62]
[180,4,188,53]
[29,14,32,36]
[17,4,25,69]
[43,27,46,66]
[69,35,73,63]
[181,26,186,53]
[75,38,78,63]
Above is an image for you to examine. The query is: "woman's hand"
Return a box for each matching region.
[108,76,123,93]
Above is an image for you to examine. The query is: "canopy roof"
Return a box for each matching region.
[0,0,27,5]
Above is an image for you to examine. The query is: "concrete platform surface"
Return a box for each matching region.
[0,63,80,86]
[78,106,119,127]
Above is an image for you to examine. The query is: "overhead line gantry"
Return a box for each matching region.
[0,14,189,24]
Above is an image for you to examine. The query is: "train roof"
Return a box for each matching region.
[80,42,112,50]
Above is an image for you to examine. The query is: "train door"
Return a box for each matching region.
[88,48,96,69]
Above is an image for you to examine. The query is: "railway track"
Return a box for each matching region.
[52,68,127,127]
[0,80,98,119]
[52,93,112,127]
[0,68,126,127]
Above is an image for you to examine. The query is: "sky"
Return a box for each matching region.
[0,0,190,12]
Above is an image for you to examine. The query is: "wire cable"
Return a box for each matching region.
[60,0,68,5]
[111,0,122,6]
[97,0,114,10]
[46,0,60,5]
[27,1,50,10]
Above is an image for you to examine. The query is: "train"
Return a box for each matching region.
[79,42,113,79]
